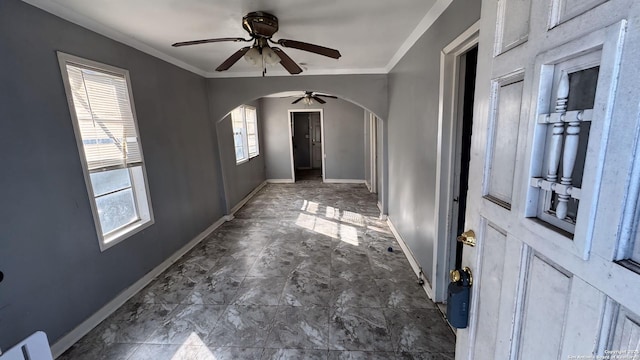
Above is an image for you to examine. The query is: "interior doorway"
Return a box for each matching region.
[288,109,324,182]
[449,45,477,275]
[433,22,480,303]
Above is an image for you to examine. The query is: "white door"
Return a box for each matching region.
[457,0,640,359]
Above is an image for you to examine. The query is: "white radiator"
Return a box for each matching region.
[0,332,53,360]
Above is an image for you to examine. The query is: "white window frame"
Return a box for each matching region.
[57,52,154,251]
[231,105,259,164]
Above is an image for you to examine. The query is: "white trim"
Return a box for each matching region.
[433,21,480,303]
[369,113,378,194]
[385,0,454,72]
[228,180,267,215]
[288,109,325,182]
[205,67,389,78]
[320,111,326,182]
[287,111,296,182]
[24,1,452,78]
[377,201,383,212]
[50,216,228,358]
[364,110,369,189]
[24,0,207,77]
[56,52,155,252]
[387,217,434,300]
[442,21,481,54]
[323,179,366,184]
[267,179,295,184]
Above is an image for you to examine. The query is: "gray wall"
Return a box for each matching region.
[259,97,293,180]
[323,100,366,180]
[0,0,225,349]
[207,75,387,126]
[216,100,266,212]
[386,0,481,284]
[259,97,365,181]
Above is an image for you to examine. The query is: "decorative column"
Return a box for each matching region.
[556,72,579,220]
[546,72,568,190]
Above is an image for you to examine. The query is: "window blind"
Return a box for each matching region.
[231,107,247,161]
[66,64,142,172]
[245,107,259,157]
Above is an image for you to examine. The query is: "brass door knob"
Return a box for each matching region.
[457,230,476,247]
[450,269,461,282]
[450,267,473,285]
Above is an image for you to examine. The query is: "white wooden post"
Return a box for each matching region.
[546,71,569,210]
[554,72,573,220]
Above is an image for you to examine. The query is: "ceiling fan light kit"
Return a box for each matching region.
[172,11,341,76]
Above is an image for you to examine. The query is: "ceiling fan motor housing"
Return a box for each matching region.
[242,12,279,38]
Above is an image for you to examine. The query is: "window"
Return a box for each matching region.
[230,105,259,163]
[528,51,600,236]
[58,53,153,251]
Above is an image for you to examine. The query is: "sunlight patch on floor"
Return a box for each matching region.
[367,225,392,235]
[301,199,319,214]
[173,333,216,359]
[341,210,365,226]
[296,213,359,246]
[325,205,340,220]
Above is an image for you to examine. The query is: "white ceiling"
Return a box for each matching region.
[23,0,450,78]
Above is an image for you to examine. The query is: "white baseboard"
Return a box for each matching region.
[365,180,372,191]
[267,179,294,184]
[377,201,383,211]
[50,216,228,358]
[228,180,267,215]
[323,179,366,184]
[387,217,434,300]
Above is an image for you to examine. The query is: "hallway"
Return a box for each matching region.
[60,182,455,359]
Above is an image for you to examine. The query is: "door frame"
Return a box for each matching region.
[288,109,325,182]
[433,21,480,303]
[368,112,378,193]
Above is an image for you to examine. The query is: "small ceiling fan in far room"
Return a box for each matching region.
[171,11,342,76]
[292,91,337,105]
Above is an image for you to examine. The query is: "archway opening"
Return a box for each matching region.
[214,89,386,217]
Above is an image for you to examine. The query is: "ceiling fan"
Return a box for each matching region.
[292,91,337,105]
[172,11,342,75]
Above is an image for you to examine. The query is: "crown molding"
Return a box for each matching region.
[21,0,208,77]
[384,0,453,73]
[22,0,451,79]
[204,67,389,78]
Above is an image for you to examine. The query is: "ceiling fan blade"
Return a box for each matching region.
[172,37,251,47]
[215,47,251,71]
[292,97,305,104]
[276,39,341,59]
[312,96,326,104]
[272,47,302,74]
[315,94,338,99]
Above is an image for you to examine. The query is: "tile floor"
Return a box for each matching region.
[60,182,455,359]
